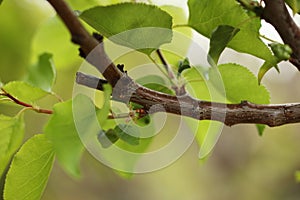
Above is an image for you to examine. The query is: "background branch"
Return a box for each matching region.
[262,0,300,70]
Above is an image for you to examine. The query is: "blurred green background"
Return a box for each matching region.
[0,0,300,199]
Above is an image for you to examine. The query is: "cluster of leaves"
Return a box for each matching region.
[0,0,299,199]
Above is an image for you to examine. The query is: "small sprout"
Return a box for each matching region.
[269,43,292,61]
[177,58,191,77]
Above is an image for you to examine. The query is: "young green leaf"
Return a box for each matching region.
[256,124,266,136]
[4,134,55,200]
[0,114,24,177]
[24,53,56,92]
[114,124,140,146]
[208,25,240,65]
[209,63,270,104]
[258,61,279,84]
[44,99,84,178]
[2,81,48,104]
[188,0,274,62]
[269,43,292,61]
[80,3,173,55]
[178,58,191,76]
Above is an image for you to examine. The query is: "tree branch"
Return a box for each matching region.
[76,72,300,127]
[48,0,300,127]
[262,0,300,70]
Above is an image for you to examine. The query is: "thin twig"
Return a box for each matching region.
[0,89,53,114]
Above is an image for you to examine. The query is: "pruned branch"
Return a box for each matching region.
[47,0,300,127]
[262,0,300,70]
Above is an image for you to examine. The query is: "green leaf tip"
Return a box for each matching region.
[208,25,240,65]
[4,134,55,200]
[80,3,173,55]
[178,57,191,76]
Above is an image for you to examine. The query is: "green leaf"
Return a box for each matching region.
[285,0,300,14]
[25,53,56,92]
[80,3,173,55]
[208,25,240,65]
[4,134,55,200]
[178,58,191,76]
[209,63,270,104]
[0,114,24,177]
[256,124,266,136]
[114,124,140,146]
[258,61,278,84]
[296,171,300,182]
[2,81,48,104]
[44,99,84,178]
[188,0,274,62]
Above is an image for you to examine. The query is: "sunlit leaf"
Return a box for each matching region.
[44,99,84,178]
[2,81,49,104]
[210,63,270,104]
[80,3,173,55]
[25,53,56,92]
[0,114,24,177]
[188,0,274,62]
[4,134,55,200]
[208,25,240,65]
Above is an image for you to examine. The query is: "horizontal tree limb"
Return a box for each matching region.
[76,72,300,127]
